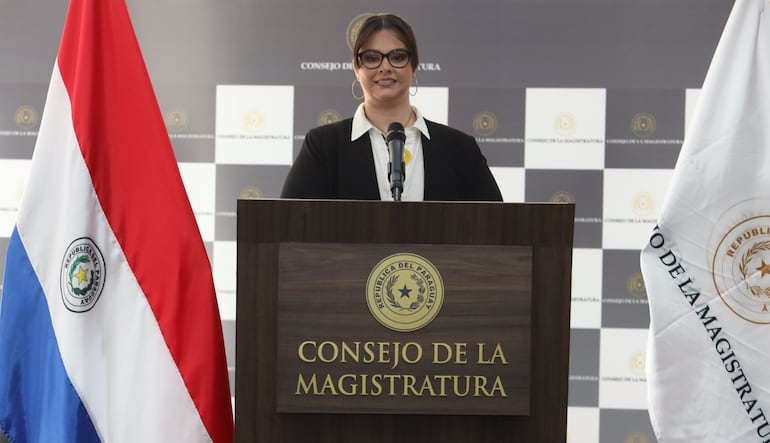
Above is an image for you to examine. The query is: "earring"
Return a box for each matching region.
[409,77,419,96]
[351,79,364,100]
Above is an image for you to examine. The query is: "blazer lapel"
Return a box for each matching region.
[343,134,381,199]
[421,130,446,201]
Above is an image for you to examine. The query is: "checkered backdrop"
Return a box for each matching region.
[0,0,735,441]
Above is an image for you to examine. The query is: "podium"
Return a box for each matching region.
[235,199,574,442]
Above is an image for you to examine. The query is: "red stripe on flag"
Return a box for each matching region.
[56,1,233,442]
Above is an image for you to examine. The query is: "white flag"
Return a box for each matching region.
[641,0,770,442]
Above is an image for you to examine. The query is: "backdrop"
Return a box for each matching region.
[0,0,735,441]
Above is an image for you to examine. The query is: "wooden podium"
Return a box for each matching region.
[235,199,574,442]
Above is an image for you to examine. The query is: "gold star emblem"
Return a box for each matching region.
[74,266,89,283]
[756,259,770,278]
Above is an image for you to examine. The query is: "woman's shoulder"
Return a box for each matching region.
[306,117,354,137]
[423,118,474,142]
[301,118,356,156]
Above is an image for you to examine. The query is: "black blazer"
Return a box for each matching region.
[281,118,503,201]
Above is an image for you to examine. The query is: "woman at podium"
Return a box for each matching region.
[280,13,502,202]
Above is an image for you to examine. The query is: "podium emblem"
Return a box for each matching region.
[365,253,444,332]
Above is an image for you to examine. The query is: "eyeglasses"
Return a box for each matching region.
[356,49,411,69]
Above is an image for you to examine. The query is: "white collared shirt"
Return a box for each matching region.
[350,103,431,201]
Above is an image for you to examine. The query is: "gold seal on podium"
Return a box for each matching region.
[366,253,444,332]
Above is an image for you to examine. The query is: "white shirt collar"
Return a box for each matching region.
[350,103,431,141]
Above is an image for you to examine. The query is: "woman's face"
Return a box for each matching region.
[354,29,415,106]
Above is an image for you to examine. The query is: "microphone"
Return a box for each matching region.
[386,122,406,201]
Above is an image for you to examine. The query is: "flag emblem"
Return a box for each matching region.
[711,205,770,324]
[60,237,106,313]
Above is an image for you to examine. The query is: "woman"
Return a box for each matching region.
[280,13,502,201]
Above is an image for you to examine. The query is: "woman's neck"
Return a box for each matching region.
[364,102,415,134]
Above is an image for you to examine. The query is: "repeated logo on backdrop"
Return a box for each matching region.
[630,112,656,138]
[551,191,576,204]
[166,109,190,132]
[554,112,577,136]
[346,13,374,52]
[627,272,646,296]
[1,4,713,440]
[14,105,38,130]
[632,192,655,217]
[317,109,343,126]
[473,111,498,136]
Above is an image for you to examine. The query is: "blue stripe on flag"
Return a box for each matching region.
[0,228,100,443]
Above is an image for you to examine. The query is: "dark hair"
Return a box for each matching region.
[352,13,419,71]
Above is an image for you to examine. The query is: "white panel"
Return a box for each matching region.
[178,162,215,242]
[602,168,673,250]
[567,407,600,443]
[0,159,31,237]
[215,85,294,165]
[213,240,237,321]
[599,328,649,410]
[410,86,448,125]
[490,166,525,202]
[525,88,606,169]
[571,248,603,329]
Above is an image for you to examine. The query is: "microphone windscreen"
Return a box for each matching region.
[386,122,406,143]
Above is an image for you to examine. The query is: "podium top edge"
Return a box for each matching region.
[237,198,575,207]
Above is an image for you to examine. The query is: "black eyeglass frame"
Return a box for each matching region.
[356,49,412,69]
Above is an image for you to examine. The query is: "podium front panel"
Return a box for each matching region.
[276,242,531,415]
[236,199,574,443]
